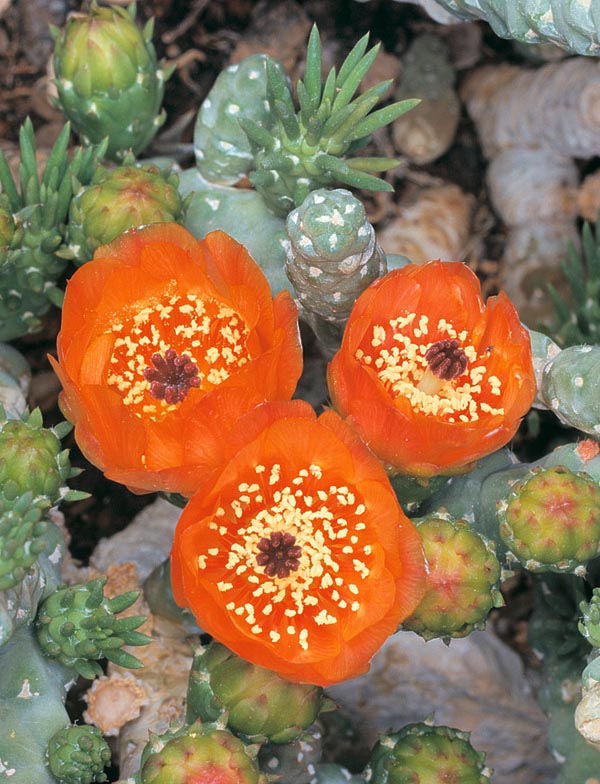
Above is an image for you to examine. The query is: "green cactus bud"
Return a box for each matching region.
[239,25,417,217]
[541,345,600,436]
[47,724,111,784]
[36,577,150,678]
[52,4,173,161]
[194,54,288,185]
[0,119,105,339]
[66,163,184,264]
[285,188,386,324]
[498,465,600,574]
[365,722,492,784]
[579,587,600,648]
[137,720,265,784]
[0,408,80,506]
[401,514,503,640]
[187,641,329,744]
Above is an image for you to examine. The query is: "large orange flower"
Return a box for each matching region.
[51,224,302,495]
[327,260,535,477]
[170,400,425,686]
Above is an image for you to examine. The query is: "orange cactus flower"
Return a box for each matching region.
[170,400,425,686]
[327,260,536,477]
[51,224,302,495]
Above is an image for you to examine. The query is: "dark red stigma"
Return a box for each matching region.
[256,531,302,579]
[143,348,201,404]
[424,339,468,381]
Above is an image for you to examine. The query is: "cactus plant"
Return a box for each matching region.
[0,119,105,339]
[47,724,112,784]
[36,577,150,679]
[51,3,173,161]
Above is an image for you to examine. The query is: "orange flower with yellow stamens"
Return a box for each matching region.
[327,260,536,477]
[170,400,426,686]
[51,224,302,495]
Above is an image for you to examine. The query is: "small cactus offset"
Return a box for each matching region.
[364,721,492,784]
[36,577,150,679]
[51,3,174,161]
[239,25,418,216]
[0,492,49,592]
[498,465,600,575]
[579,588,600,649]
[400,514,503,640]
[136,720,266,784]
[0,120,105,339]
[285,188,386,324]
[186,641,331,744]
[66,162,185,265]
[47,724,111,784]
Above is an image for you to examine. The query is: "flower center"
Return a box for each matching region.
[143,349,201,404]
[105,290,251,420]
[425,339,468,380]
[193,462,375,652]
[256,531,302,578]
[354,313,505,423]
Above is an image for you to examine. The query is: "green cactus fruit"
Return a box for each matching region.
[498,465,600,574]
[194,54,288,186]
[47,724,111,784]
[0,407,81,506]
[541,344,600,436]
[186,641,329,744]
[401,514,503,640]
[137,720,265,784]
[35,577,150,679]
[579,587,600,648]
[285,188,386,324]
[66,162,184,265]
[239,25,418,217]
[0,119,105,340]
[365,722,492,784]
[51,3,174,161]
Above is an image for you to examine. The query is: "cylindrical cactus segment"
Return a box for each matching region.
[365,722,492,784]
[186,641,328,744]
[401,514,503,640]
[137,720,265,784]
[285,188,386,324]
[35,577,150,679]
[47,724,111,784]
[541,345,600,436]
[194,54,289,185]
[52,3,173,160]
[498,465,600,574]
[67,163,184,265]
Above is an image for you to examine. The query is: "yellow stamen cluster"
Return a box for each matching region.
[106,287,250,419]
[355,313,504,423]
[196,463,374,652]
